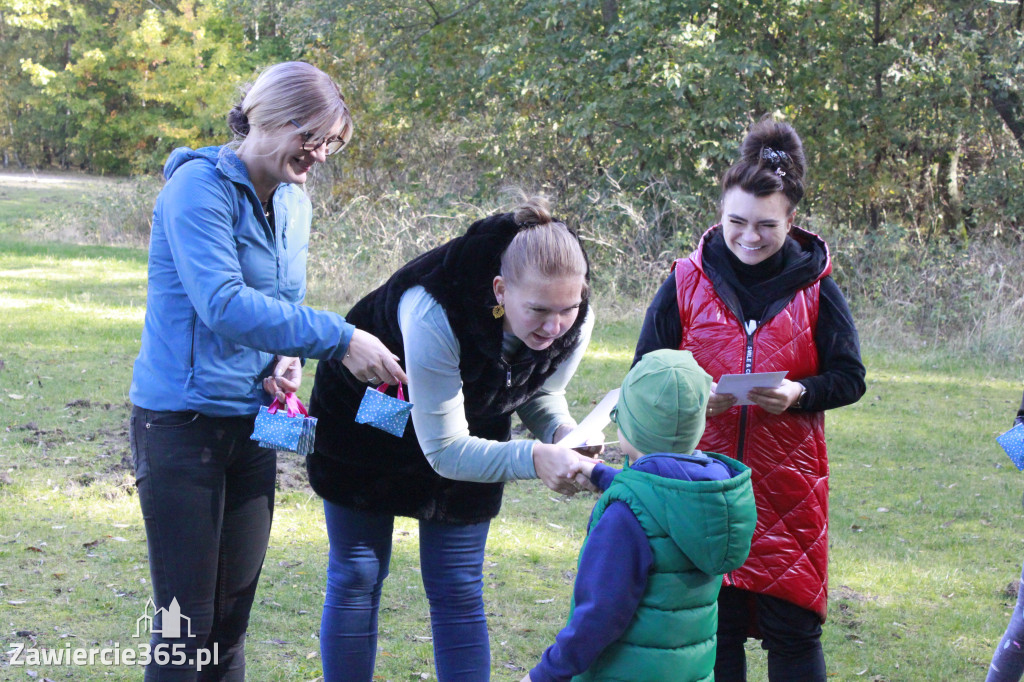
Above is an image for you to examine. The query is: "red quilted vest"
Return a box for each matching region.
[674,226,831,621]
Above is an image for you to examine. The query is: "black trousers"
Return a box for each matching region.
[715,586,826,682]
[130,407,277,682]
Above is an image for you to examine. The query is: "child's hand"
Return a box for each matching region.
[568,455,601,493]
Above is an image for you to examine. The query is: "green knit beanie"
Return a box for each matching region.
[612,349,712,455]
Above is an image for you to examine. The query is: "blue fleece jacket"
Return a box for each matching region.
[130,146,355,416]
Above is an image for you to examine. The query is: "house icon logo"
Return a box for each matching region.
[135,597,195,639]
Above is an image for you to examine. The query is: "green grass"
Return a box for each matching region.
[3,173,1024,680]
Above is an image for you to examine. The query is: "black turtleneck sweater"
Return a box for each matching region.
[633,232,865,412]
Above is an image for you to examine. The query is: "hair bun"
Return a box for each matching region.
[227,105,250,137]
[721,118,807,208]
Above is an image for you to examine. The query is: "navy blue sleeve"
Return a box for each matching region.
[528,502,653,682]
[632,274,681,367]
[798,277,866,412]
[589,463,620,492]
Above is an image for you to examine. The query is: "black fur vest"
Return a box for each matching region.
[307,212,590,524]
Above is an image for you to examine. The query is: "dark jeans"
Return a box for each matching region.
[987,556,1024,682]
[130,406,276,682]
[320,501,491,681]
[715,586,826,682]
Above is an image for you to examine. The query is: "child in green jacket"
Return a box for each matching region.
[523,349,757,682]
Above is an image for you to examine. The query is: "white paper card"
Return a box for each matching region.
[555,388,621,449]
[714,371,788,406]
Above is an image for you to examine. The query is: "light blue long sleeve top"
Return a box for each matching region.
[398,285,594,482]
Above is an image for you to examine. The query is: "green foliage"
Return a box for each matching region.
[0,0,259,173]
[0,0,1022,253]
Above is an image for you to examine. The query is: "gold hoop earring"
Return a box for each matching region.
[491,302,505,319]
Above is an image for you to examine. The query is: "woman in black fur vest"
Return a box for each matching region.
[308,196,599,681]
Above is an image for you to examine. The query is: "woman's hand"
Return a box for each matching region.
[262,355,301,403]
[706,381,737,418]
[342,329,409,386]
[533,443,599,496]
[747,379,804,415]
[551,424,605,458]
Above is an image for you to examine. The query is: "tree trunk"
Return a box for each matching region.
[602,0,618,33]
[989,85,1024,154]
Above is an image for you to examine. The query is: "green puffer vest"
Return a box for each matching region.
[572,452,756,682]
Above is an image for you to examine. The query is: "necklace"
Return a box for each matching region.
[261,200,270,218]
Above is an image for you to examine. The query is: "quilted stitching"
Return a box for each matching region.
[674,244,831,620]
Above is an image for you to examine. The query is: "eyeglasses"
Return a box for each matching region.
[289,119,349,156]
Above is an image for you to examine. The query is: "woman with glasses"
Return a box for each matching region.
[129,61,406,681]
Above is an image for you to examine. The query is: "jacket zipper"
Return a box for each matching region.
[727,320,756,588]
[186,311,198,392]
[735,322,756,461]
[499,357,512,388]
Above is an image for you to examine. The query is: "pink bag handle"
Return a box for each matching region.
[267,392,309,417]
[376,383,406,401]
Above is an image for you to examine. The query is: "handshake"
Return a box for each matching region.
[532,425,605,497]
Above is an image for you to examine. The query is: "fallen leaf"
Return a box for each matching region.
[876,507,889,513]
[534,598,555,604]
[7,394,24,400]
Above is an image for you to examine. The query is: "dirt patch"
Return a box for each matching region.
[277,450,312,492]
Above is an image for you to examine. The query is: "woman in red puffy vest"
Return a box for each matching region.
[633,118,866,681]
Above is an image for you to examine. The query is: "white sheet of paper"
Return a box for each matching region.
[715,371,788,406]
[555,388,621,449]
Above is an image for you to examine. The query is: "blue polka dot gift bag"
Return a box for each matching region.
[997,423,1024,471]
[355,383,413,438]
[250,393,318,456]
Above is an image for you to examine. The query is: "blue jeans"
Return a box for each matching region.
[715,586,826,682]
[987,557,1024,682]
[320,501,491,681]
[130,407,276,682]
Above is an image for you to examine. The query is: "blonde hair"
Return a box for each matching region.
[501,196,589,294]
[227,61,352,147]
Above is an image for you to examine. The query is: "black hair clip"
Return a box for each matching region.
[760,147,790,174]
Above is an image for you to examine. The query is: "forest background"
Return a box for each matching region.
[3,0,1024,349]
[2,2,1024,679]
